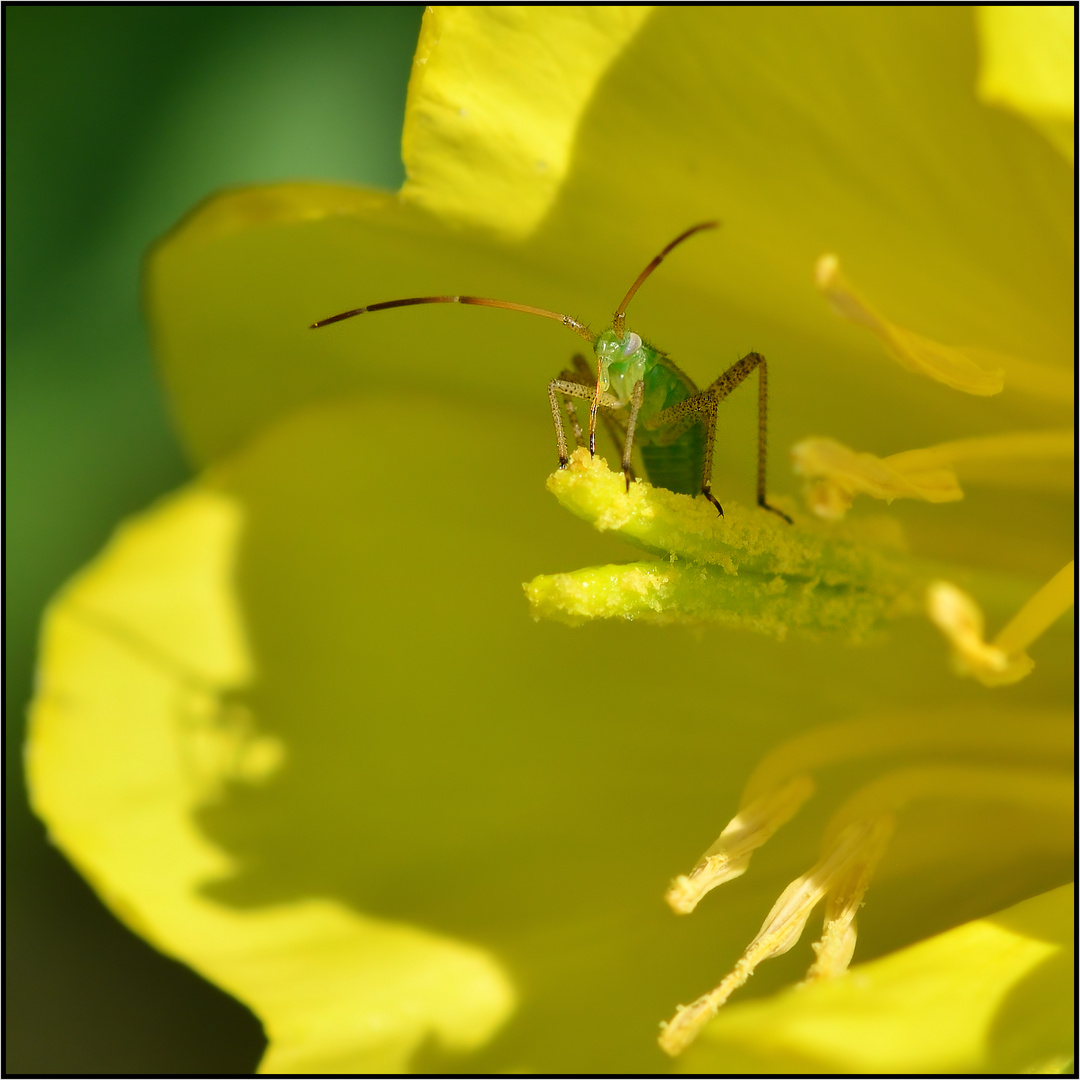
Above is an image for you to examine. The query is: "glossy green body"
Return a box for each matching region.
[594,328,705,496]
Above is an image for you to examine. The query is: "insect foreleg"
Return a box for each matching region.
[549,374,620,468]
[620,379,645,491]
[549,377,591,466]
[556,369,588,449]
[571,355,635,475]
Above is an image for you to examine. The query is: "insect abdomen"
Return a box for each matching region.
[640,422,707,496]
[635,357,706,496]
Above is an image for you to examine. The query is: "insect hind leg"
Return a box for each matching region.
[646,351,792,522]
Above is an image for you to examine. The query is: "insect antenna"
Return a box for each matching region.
[612,221,720,334]
[311,294,597,343]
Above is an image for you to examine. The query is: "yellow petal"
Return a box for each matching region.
[402,7,652,238]
[976,6,1075,162]
[50,9,1074,1072]
[26,466,515,1074]
[44,392,967,1072]
[147,185,611,465]
[147,7,1074,480]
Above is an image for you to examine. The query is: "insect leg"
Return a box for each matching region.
[570,354,594,380]
[696,395,725,515]
[588,361,604,456]
[563,395,585,448]
[571,354,636,483]
[621,379,645,492]
[549,377,589,466]
[556,365,588,448]
[748,354,792,523]
[549,375,618,467]
[645,352,791,522]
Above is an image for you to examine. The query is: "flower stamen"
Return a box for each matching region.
[659,818,894,1056]
[928,581,1030,683]
[668,711,1067,914]
[666,775,815,914]
[992,561,1075,657]
[815,255,1005,395]
[885,430,1074,489]
[792,430,1074,519]
[824,764,1074,843]
[659,711,1069,1054]
[804,816,895,982]
[741,711,1069,803]
[792,437,962,520]
[928,565,1073,686]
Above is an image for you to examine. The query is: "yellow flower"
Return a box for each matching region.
[27,7,1072,1074]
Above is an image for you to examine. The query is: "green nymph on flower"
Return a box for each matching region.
[27,7,1072,1074]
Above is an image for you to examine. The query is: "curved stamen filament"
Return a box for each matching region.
[741,711,1070,806]
[815,254,1005,395]
[822,763,1073,856]
[992,561,1075,656]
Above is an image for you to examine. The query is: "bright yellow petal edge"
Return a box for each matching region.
[976,5,1075,163]
[26,474,515,1074]
[402,7,653,239]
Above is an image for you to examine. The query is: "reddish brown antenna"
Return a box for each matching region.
[612,221,720,334]
[311,294,597,343]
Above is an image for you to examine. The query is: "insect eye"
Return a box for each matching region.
[621,332,642,357]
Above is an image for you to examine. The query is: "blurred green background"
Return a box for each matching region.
[6,7,424,1072]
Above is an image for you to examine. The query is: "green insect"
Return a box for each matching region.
[311,222,790,522]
